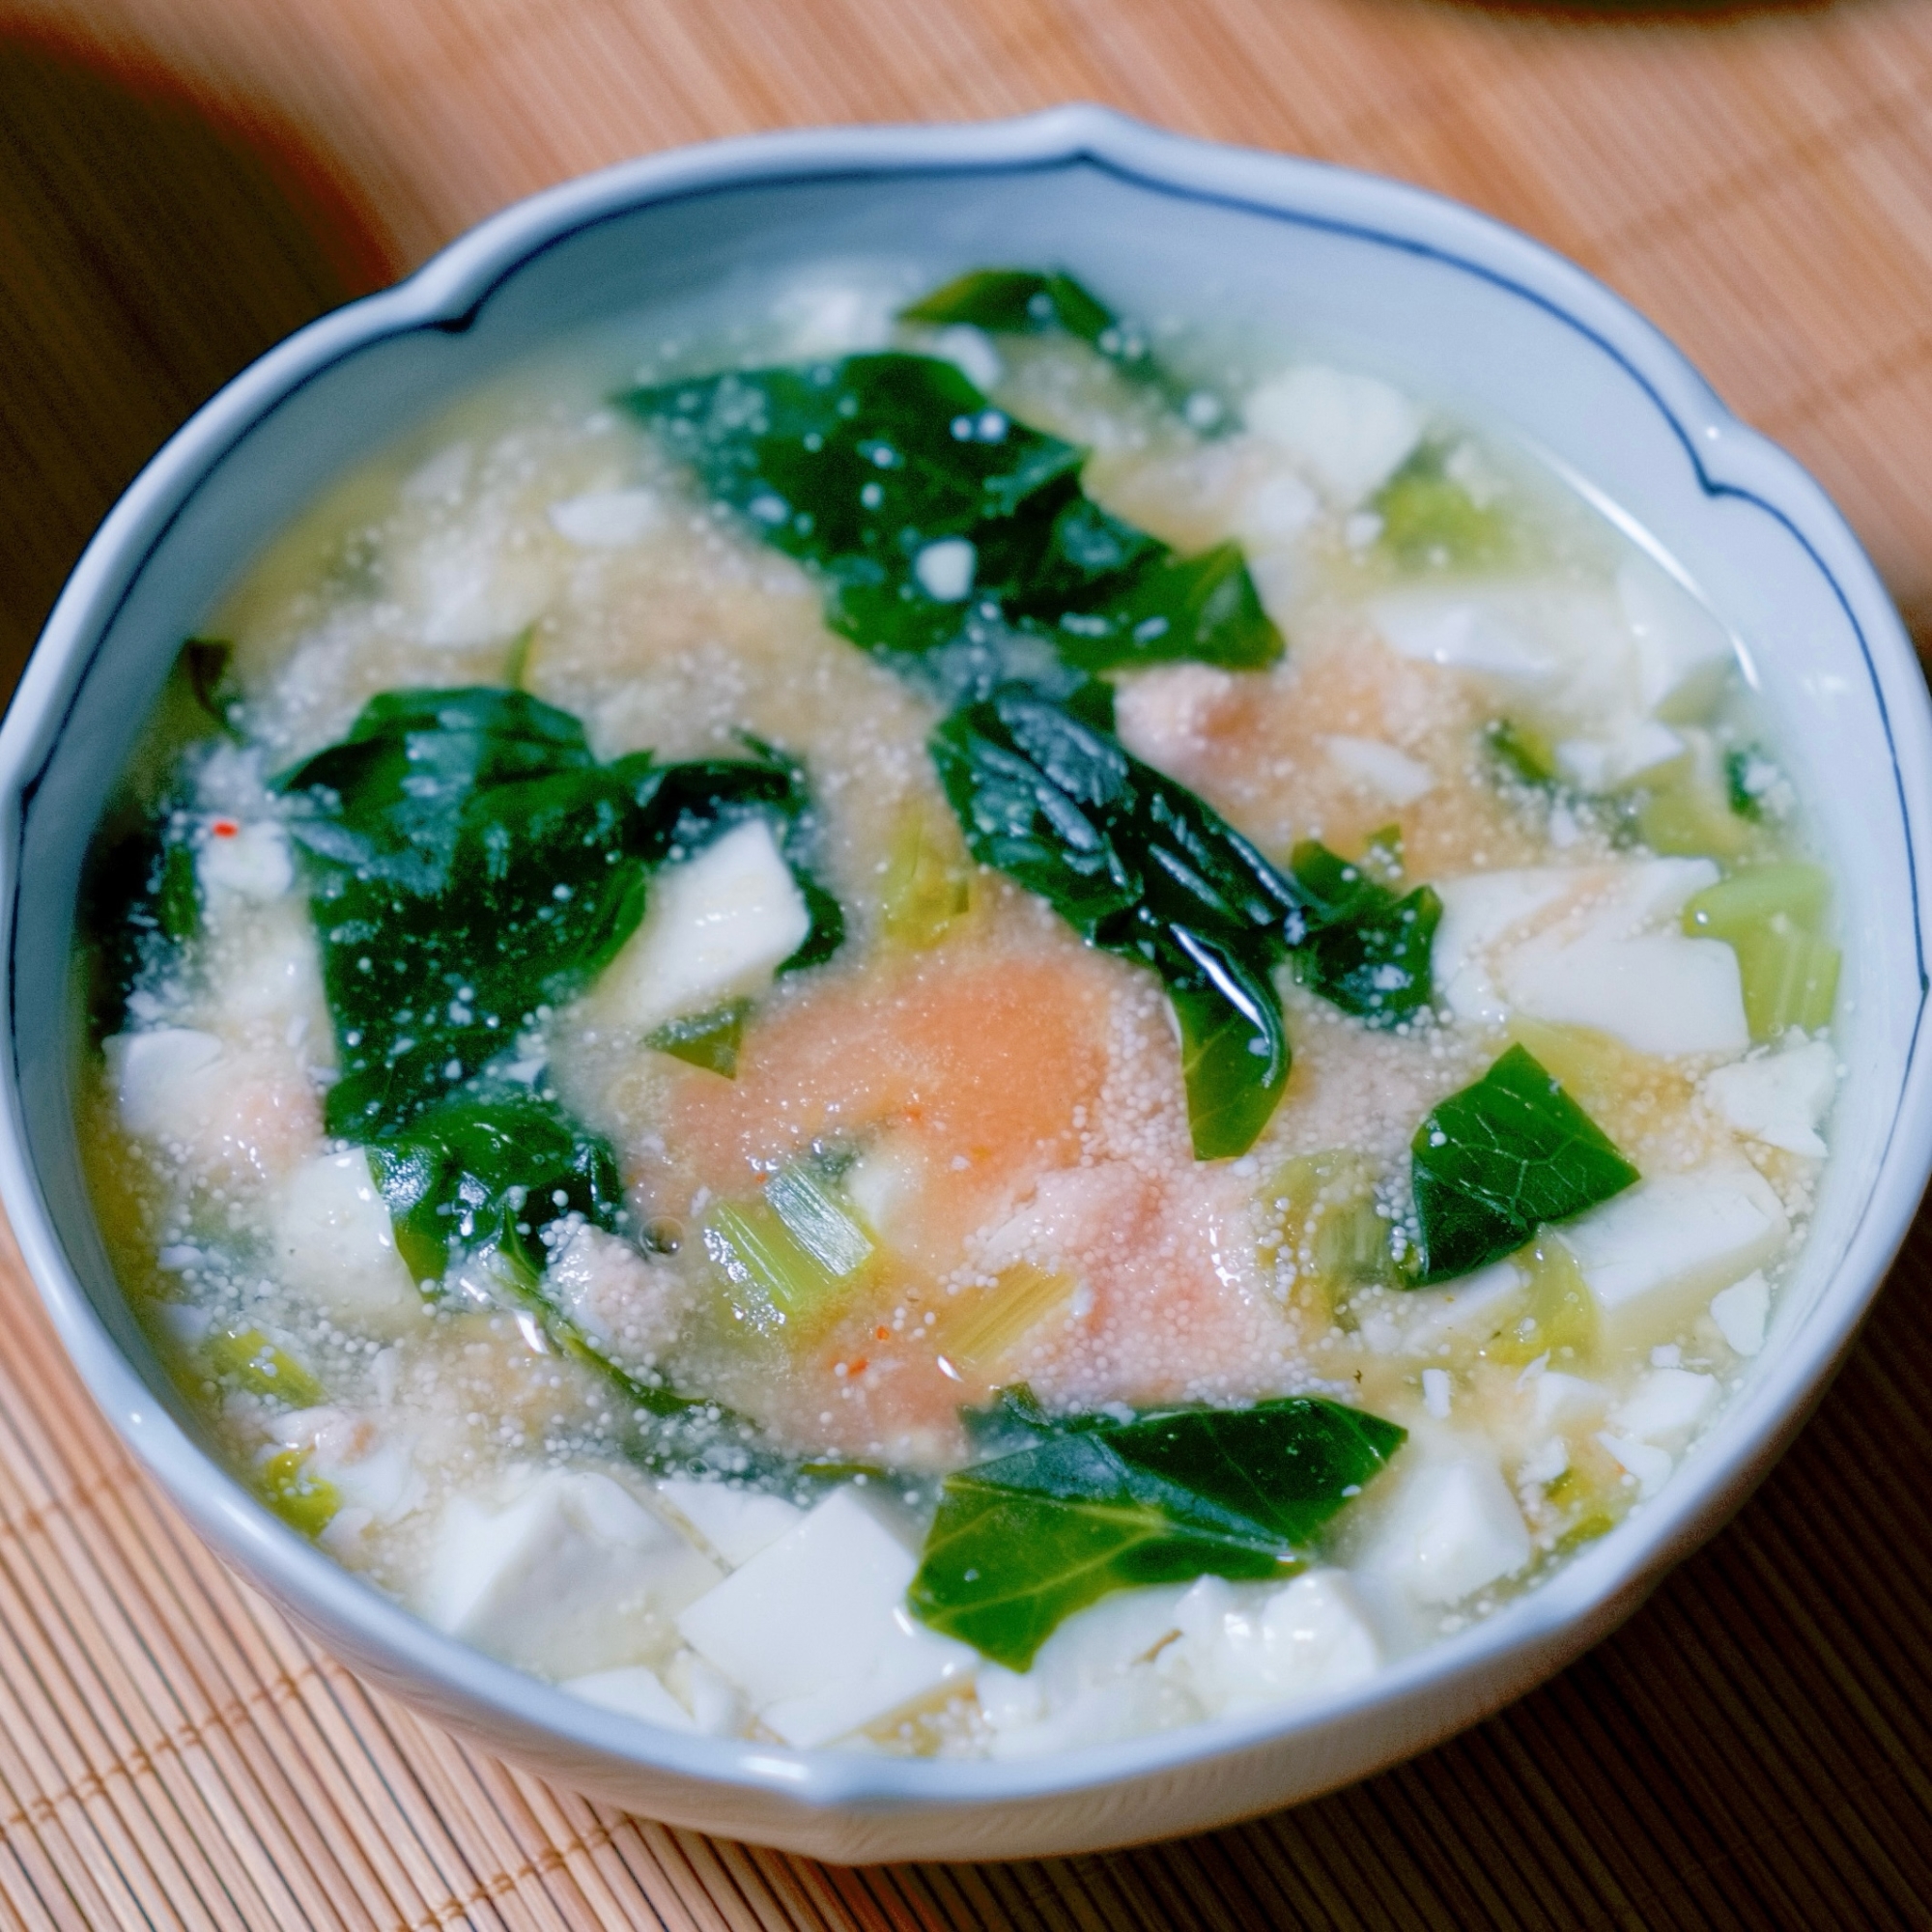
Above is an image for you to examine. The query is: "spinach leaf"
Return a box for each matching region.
[930,687,1301,1156]
[275,689,839,1139]
[899,268,1213,420]
[1406,1043,1639,1284]
[276,688,846,1454]
[910,1395,1405,1668]
[899,269,1117,347]
[367,1087,626,1284]
[620,353,1279,683]
[365,1086,710,1426]
[1288,840,1442,1029]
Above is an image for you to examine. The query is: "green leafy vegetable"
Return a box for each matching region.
[183,638,242,739]
[275,688,839,1139]
[899,269,1118,348]
[1723,746,1770,822]
[366,1087,626,1285]
[1373,444,1509,573]
[620,353,1279,690]
[646,1001,749,1076]
[1287,841,1441,1029]
[910,1395,1406,1668]
[1406,1044,1639,1284]
[275,689,844,1452]
[931,692,1443,1155]
[1683,864,1838,1038]
[930,687,1300,1156]
[1484,717,1561,788]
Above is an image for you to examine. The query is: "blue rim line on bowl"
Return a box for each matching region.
[3,105,1929,1856]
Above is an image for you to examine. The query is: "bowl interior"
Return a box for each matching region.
[5,131,1926,1841]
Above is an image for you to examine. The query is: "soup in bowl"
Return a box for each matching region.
[6,110,1929,1860]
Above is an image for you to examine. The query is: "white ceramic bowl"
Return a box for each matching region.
[4,106,1930,1864]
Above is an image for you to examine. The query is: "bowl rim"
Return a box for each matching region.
[4,100,1931,1822]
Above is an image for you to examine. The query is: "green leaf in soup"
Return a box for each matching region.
[620,353,1281,684]
[899,269,1119,347]
[1406,1044,1639,1285]
[1288,840,1442,1029]
[910,1451,1287,1671]
[276,689,840,1138]
[909,1395,1406,1668]
[1373,443,1509,573]
[1100,1398,1407,1545]
[929,688,1303,1156]
[1168,929,1291,1161]
[646,1001,749,1077]
[366,1087,627,1284]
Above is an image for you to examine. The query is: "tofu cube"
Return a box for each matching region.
[420,1470,721,1678]
[675,1487,977,1747]
[1244,365,1421,507]
[561,1663,696,1731]
[1703,1039,1836,1158]
[1555,1155,1789,1353]
[1709,1270,1770,1357]
[596,818,810,1035]
[1360,1453,1531,1605]
[656,1478,804,1568]
[1612,1368,1719,1446]
[1163,1570,1381,1714]
[270,1151,424,1337]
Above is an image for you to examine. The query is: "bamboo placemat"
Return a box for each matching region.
[4,1,1932,1922]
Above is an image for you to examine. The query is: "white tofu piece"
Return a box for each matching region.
[1430,871,1574,1025]
[1359,1453,1531,1605]
[1422,1369,1453,1419]
[980,1663,1190,1760]
[976,1584,1196,1758]
[655,1478,803,1569]
[913,537,977,603]
[1709,1270,1770,1357]
[269,1151,424,1337]
[548,489,661,548]
[1509,928,1747,1058]
[1597,1432,1674,1500]
[674,1487,976,1747]
[663,1648,749,1736]
[1617,554,1736,719]
[1555,1155,1789,1353]
[1529,1371,1610,1432]
[1391,1262,1526,1356]
[1554,720,1684,793]
[1499,860,1747,1057]
[1160,1570,1381,1715]
[561,1663,696,1731]
[397,514,556,648]
[1232,466,1320,546]
[1704,1039,1836,1158]
[421,1470,721,1678]
[597,818,810,1035]
[198,821,294,901]
[1323,734,1435,805]
[1373,593,1564,686]
[1433,859,1747,1055]
[1243,365,1421,508]
[1612,1368,1719,1446]
[107,1028,224,1138]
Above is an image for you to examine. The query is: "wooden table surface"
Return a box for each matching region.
[3,0,1932,1924]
